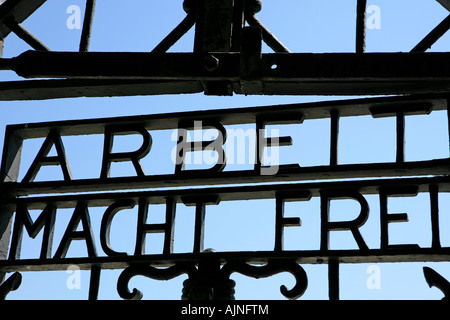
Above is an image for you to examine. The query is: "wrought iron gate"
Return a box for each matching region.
[0,0,450,301]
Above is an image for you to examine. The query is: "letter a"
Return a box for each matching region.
[54,202,97,259]
[366,5,381,30]
[366,265,381,290]
[66,5,81,30]
[22,129,73,183]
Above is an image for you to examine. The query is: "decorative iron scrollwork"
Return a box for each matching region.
[117,263,196,300]
[221,260,308,300]
[423,267,450,301]
[0,272,22,300]
[117,252,308,300]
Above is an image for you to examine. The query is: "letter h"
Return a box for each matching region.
[134,198,176,255]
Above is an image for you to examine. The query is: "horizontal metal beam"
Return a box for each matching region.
[5,51,450,81]
[0,51,450,98]
[5,159,450,196]
[2,247,450,272]
[0,78,448,100]
[8,175,450,209]
[7,93,446,138]
[0,79,204,100]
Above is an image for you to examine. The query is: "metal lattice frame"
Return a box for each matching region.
[0,0,447,98]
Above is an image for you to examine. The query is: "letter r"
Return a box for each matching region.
[100,126,152,179]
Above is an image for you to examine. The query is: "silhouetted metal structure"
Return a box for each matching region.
[0,0,450,300]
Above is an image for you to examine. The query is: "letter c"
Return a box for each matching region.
[100,199,136,257]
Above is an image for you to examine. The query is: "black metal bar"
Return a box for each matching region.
[152,13,196,53]
[0,79,204,101]
[79,0,96,52]
[0,0,48,38]
[2,247,450,273]
[10,159,450,195]
[8,176,450,211]
[328,259,339,301]
[240,26,263,95]
[6,51,450,84]
[4,17,50,51]
[4,94,446,138]
[231,0,245,51]
[193,0,234,53]
[0,128,23,283]
[356,0,367,53]
[0,39,4,58]
[245,15,290,53]
[411,14,450,52]
[193,202,206,253]
[163,198,177,255]
[88,265,101,300]
[429,184,441,249]
[447,96,450,156]
[396,111,405,163]
[437,0,450,11]
[330,110,340,166]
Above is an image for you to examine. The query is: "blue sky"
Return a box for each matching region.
[1,0,450,300]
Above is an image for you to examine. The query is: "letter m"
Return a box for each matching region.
[8,203,56,260]
[259,305,269,315]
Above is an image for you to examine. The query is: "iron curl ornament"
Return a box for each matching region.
[117,250,308,300]
[0,272,21,300]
